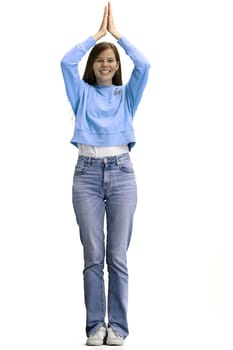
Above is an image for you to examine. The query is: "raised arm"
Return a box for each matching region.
[61,5,109,113]
[107,1,150,115]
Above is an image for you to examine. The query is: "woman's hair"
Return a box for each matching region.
[82,42,122,86]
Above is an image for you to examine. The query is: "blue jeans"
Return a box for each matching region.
[72,153,137,338]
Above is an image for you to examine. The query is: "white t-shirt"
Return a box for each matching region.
[78,144,129,158]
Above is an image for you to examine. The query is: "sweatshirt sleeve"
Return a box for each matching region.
[118,37,150,116]
[60,36,96,114]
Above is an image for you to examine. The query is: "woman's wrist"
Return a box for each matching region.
[93,32,103,41]
[93,30,122,41]
[110,30,122,40]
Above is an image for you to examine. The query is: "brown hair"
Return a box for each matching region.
[82,42,122,86]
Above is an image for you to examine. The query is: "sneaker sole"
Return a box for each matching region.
[106,339,124,346]
[86,340,105,346]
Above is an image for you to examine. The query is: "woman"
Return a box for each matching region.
[61,2,150,346]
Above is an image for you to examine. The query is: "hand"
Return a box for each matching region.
[93,5,108,41]
[107,1,122,40]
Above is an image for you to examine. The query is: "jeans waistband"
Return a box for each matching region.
[78,152,130,165]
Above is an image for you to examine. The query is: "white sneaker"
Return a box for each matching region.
[106,327,124,346]
[86,326,107,346]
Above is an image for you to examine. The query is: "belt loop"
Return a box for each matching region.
[87,157,91,165]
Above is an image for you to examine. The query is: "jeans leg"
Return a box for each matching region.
[72,159,106,336]
[106,161,137,337]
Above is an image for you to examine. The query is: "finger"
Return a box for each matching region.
[108,1,112,16]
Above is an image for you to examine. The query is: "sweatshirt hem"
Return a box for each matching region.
[70,129,136,151]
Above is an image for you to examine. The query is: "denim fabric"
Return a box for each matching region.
[72,153,137,338]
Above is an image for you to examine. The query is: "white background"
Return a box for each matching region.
[0,0,233,349]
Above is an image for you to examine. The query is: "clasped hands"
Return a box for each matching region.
[94,1,122,41]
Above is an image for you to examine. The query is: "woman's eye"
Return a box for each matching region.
[95,59,115,63]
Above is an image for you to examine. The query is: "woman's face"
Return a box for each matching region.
[93,48,119,86]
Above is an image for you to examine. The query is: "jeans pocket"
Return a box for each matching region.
[74,158,90,175]
[117,159,134,173]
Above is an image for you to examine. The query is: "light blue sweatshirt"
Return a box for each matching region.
[61,36,150,150]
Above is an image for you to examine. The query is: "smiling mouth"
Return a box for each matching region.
[99,70,111,74]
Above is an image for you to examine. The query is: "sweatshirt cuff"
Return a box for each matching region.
[79,36,96,52]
